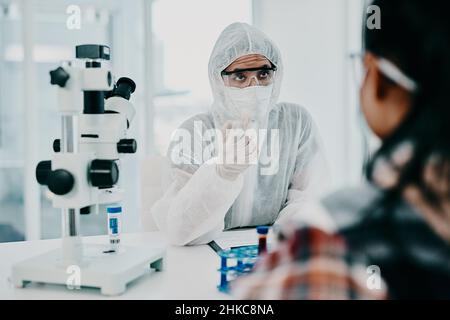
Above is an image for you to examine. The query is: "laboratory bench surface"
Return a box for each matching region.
[0,232,229,300]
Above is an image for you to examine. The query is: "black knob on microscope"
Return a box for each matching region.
[36,161,75,195]
[53,139,61,153]
[49,67,70,88]
[112,77,136,100]
[117,139,137,154]
[89,160,119,188]
[36,161,52,185]
[47,169,75,195]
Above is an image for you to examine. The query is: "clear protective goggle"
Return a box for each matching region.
[221,65,277,88]
[349,52,418,92]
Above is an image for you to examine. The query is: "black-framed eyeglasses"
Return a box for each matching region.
[221,64,278,88]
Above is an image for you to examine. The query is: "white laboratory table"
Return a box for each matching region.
[0,232,229,300]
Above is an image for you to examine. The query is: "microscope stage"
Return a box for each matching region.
[11,244,165,296]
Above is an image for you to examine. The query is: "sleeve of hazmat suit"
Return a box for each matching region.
[150,115,245,246]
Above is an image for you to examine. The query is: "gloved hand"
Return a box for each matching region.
[216,119,258,181]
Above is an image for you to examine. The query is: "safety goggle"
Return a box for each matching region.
[221,65,277,88]
[349,52,418,92]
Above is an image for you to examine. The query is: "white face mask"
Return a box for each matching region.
[223,85,273,126]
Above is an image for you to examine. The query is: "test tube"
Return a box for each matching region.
[257,226,269,255]
[107,205,122,251]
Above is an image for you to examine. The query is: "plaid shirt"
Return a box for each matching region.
[231,227,387,300]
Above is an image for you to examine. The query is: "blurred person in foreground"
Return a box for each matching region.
[232,0,450,300]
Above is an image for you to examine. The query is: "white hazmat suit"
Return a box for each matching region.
[150,22,328,246]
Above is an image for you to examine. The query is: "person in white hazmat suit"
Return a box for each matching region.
[149,22,328,246]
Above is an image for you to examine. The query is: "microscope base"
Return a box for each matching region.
[11,244,165,296]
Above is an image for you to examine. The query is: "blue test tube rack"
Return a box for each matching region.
[217,245,259,293]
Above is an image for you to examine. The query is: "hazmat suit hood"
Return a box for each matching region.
[208,22,284,127]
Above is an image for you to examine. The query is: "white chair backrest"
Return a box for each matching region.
[140,155,171,231]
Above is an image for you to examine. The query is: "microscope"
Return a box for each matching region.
[11,45,165,296]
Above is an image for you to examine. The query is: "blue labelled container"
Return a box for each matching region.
[107,206,122,214]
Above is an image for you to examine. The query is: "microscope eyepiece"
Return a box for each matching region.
[111,77,136,101]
